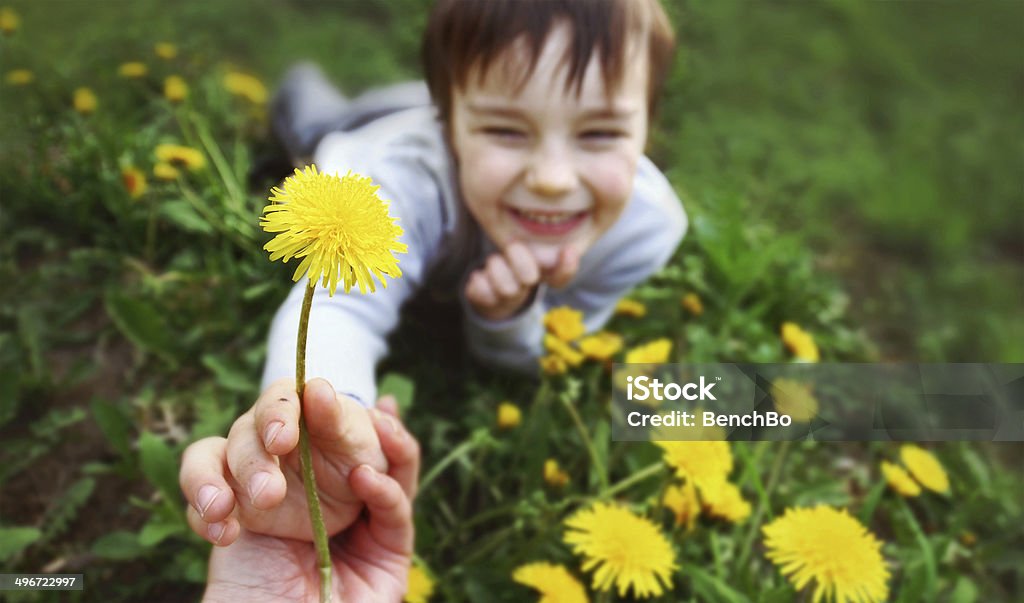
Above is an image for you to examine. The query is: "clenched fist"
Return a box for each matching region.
[464,241,580,321]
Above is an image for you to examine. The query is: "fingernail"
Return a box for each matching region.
[208,522,226,544]
[358,464,380,482]
[263,421,285,449]
[248,472,271,504]
[195,485,221,519]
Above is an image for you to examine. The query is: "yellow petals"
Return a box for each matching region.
[261,165,407,295]
[223,71,268,104]
[164,75,188,103]
[880,460,921,497]
[578,331,622,361]
[540,354,569,376]
[513,562,589,603]
[154,42,178,60]
[662,481,700,530]
[614,298,646,318]
[73,87,97,115]
[404,561,435,603]
[544,306,585,342]
[544,334,584,368]
[699,479,751,523]
[780,322,820,362]
[770,378,819,422]
[543,459,569,488]
[155,144,206,171]
[0,7,19,35]
[121,166,147,199]
[496,401,521,430]
[899,444,949,494]
[153,162,181,181]
[681,293,703,316]
[118,62,148,78]
[5,69,33,85]
[655,441,733,490]
[624,338,672,364]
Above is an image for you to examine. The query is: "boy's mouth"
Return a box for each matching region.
[508,207,588,236]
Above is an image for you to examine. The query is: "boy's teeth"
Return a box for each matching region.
[517,209,580,224]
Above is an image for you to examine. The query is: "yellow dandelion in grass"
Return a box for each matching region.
[5,69,32,85]
[544,459,570,488]
[73,87,97,115]
[699,479,751,523]
[224,71,268,104]
[497,401,521,430]
[513,562,589,603]
[899,444,949,494]
[880,460,920,497]
[164,75,188,103]
[578,331,622,361]
[655,441,733,489]
[118,62,148,78]
[564,502,676,598]
[0,7,19,35]
[155,143,206,171]
[404,561,435,603]
[763,505,889,603]
[153,162,180,181]
[121,166,147,199]
[662,480,700,530]
[544,334,584,368]
[781,322,820,363]
[261,165,407,295]
[540,354,569,376]
[154,42,178,60]
[625,338,672,364]
[544,306,585,342]
[681,292,703,316]
[615,298,646,318]
[770,378,819,422]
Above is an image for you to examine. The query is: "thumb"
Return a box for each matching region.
[544,244,580,288]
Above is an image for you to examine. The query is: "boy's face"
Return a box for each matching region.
[450,23,650,270]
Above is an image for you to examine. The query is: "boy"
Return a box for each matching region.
[181,0,684,580]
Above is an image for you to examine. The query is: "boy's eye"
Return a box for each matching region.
[580,129,625,141]
[483,127,526,140]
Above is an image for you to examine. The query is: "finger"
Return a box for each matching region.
[302,378,387,470]
[544,243,580,288]
[376,394,401,419]
[179,437,237,524]
[186,504,240,547]
[485,254,520,298]
[370,406,421,500]
[505,241,541,286]
[349,465,414,555]
[465,270,498,308]
[253,379,301,457]
[225,412,288,510]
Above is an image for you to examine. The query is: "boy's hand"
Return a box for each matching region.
[180,378,390,546]
[465,241,579,321]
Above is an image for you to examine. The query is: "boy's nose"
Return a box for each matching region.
[525,146,578,198]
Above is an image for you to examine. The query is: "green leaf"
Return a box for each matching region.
[160,200,215,234]
[104,290,176,362]
[138,431,180,503]
[189,385,239,440]
[202,354,255,393]
[0,527,41,562]
[378,372,415,412]
[138,517,184,547]
[684,564,751,603]
[949,577,978,603]
[91,531,145,560]
[91,398,133,460]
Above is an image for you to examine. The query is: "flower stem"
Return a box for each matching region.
[559,392,608,491]
[295,280,333,603]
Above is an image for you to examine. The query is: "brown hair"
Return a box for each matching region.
[422,0,676,125]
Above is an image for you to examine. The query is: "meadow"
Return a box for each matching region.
[0,1,1021,601]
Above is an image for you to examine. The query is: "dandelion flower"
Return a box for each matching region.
[615,298,646,318]
[121,166,147,199]
[153,162,180,181]
[564,502,676,598]
[880,460,920,497]
[544,306,585,341]
[496,401,521,430]
[700,479,751,523]
[662,481,700,530]
[544,459,570,488]
[770,378,819,422]
[224,71,268,103]
[164,75,188,103]
[624,338,672,364]
[540,354,568,376]
[261,165,407,295]
[154,42,178,60]
[579,332,622,361]
[655,441,733,489]
[155,143,206,171]
[6,69,32,85]
[0,7,19,35]
[73,87,97,115]
[781,322,820,363]
[899,444,949,494]
[681,293,703,316]
[513,562,588,603]
[404,562,435,603]
[763,505,889,603]
[118,62,148,78]
[544,334,584,367]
